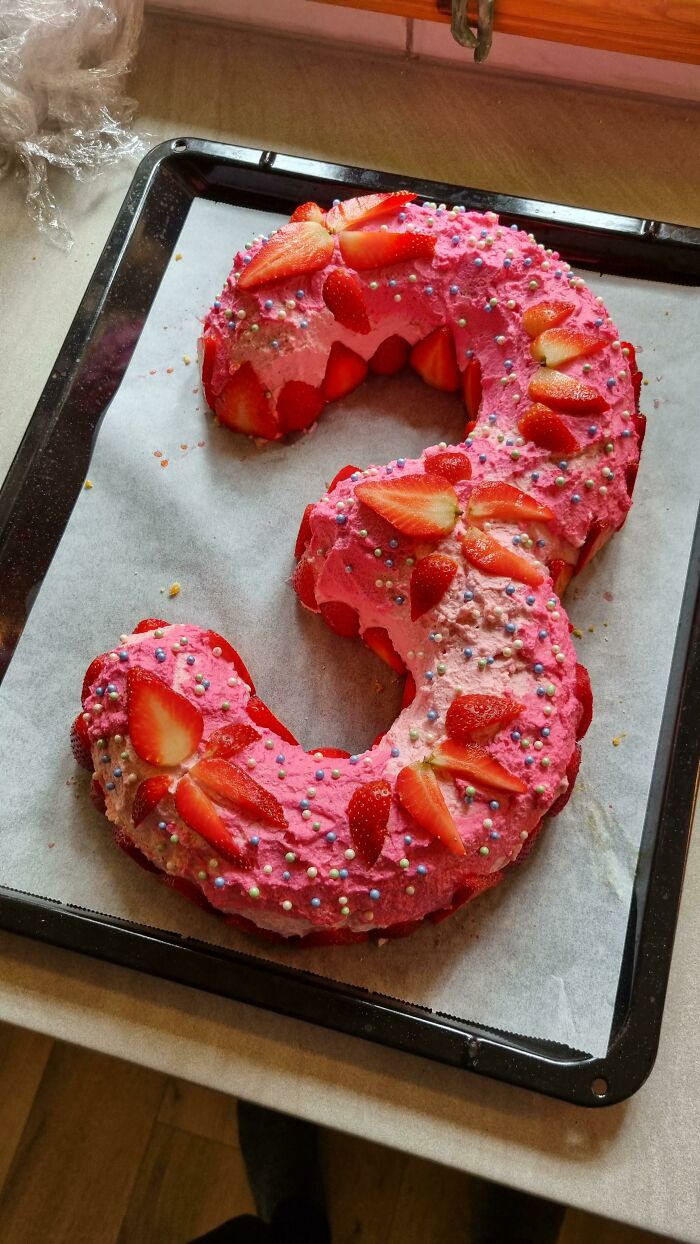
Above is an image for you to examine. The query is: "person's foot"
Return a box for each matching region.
[237,1100,330,1243]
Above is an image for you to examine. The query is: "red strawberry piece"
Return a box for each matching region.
[338,229,436,271]
[246,695,299,746]
[70,714,93,770]
[237,221,334,291]
[528,370,609,416]
[401,672,417,709]
[127,667,204,767]
[322,341,368,402]
[307,747,351,758]
[290,201,326,225]
[575,520,612,575]
[90,779,106,815]
[632,411,647,448]
[549,558,574,596]
[205,723,261,759]
[82,654,108,705]
[132,774,172,826]
[205,631,255,692]
[462,357,482,428]
[368,335,410,376]
[190,757,287,828]
[517,404,580,454]
[462,526,544,588]
[395,763,465,856]
[175,774,249,864]
[277,381,326,434]
[425,451,471,484]
[625,461,639,499]
[621,341,643,407]
[410,326,460,393]
[547,744,582,817]
[200,333,218,410]
[430,740,528,794]
[362,627,406,674]
[320,601,360,638]
[522,300,574,339]
[132,618,169,634]
[468,481,554,524]
[445,694,523,744]
[347,779,392,866]
[326,190,417,233]
[292,556,319,612]
[409,553,459,621]
[530,327,604,367]
[215,363,280,439]
[322,269,371,334]
[575,663,593,740]
[329,463,361,491]
[294,503,314,559]
[355,475,460,539]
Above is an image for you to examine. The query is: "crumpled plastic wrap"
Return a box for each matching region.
[0,0,144,248]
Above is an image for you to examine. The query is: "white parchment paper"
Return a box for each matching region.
[0,198,696,1058]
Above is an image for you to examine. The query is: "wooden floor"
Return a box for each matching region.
[0,1021,676,1243]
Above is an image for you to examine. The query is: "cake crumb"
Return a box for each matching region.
[588,625,595,632]
[168,582,181,598]
[166,366,174,375]
[84,479,93,490]
[572,627,583,638]
[175,252,183,261]
[160,459,169,469]
[183,355,191,365]
[612,733,627,747]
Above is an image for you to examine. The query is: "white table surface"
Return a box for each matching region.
[1,14,699,1241]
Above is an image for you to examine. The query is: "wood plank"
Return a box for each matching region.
[313,0,700,64]
[0,1022,53,1197]
[560,1208,677,1243]
[158,1077,240,1147]
[386,1152,472,1244]
[323,1128,406,1244]
[0,1043,165,1244]
[117,1124,255,1244]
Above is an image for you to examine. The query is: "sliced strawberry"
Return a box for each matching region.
[549,558,574,596]
[632,411,647,448]
[430,740,528,794]
[468,481,554,524]
[395,763,465,856]
[132,618,169,634]
[82,654,109,705]
[90,779,106,815]
[355,475,460,540]
[347,779,392,866]
[462,526,544,588]
[326,191,416,233]
[292,556,319,612]
[322,269,371,334]
[71,714,93,770]
[322,341,368,402]
[574,520,612,575]
[410,553,459,621]
[329,463,361,491]
[237,221,334,291]
[200,333,218,410]
[625,462,639,499]
[215,363,280,439]
[410,326,459,393]
[531,328,604,368]
[127,667,204,767]
[445,694,523,744]
[294,503,314,559]
[401,672,416,709]
[132,774,172,826]
[621,341,643,408]
[320,601,360,638]
[307,746,350,758]
[368,335,410,376]
[462,357,481,429]
[522,300,574,339]
[575,663,593,740]
[338,230,436,272]
[547,744,582,817]
[277,381,325,433]
[175,774,249,864]
[246,695,299,746]
[205,631,255,691]
[528,370,609,416]
[290,201,326,225]
[205,723,261,759]
[362,627,406,674]
[425,451,471,484]
[517,404,580,454]
[190,757,287,828]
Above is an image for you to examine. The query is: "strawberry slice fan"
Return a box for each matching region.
[75,192,644,946]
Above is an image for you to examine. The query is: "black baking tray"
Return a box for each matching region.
[0,139,698,1107]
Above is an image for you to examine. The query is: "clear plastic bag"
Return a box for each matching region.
[0,0,145,248]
